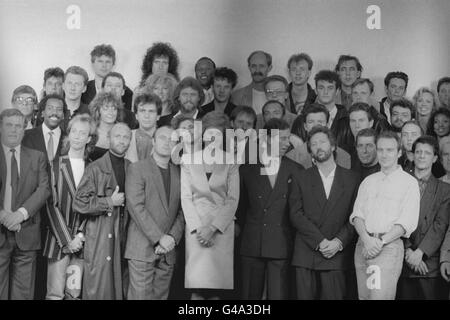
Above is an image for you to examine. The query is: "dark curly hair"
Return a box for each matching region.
[140,42,180,86]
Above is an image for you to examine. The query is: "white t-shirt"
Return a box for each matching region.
[252,89,267,115]
[69,158,85,187]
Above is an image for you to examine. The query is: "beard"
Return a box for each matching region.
[311,148,333,163]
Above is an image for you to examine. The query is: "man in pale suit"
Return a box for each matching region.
[125,125,185,299]
[0,108,51,299]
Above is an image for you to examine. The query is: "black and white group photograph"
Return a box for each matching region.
[0,0,450,308]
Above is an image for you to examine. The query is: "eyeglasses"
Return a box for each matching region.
[14,97,36,105]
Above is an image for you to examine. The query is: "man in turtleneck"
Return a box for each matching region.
[73,123,132,300]
[354,128,380,181]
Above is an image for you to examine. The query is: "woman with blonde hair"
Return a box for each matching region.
[413,87,440,133]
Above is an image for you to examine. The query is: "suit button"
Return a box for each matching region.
[108,234,112,239]
[106,256,111,261]
[107,212,112,217]
[263,209,267,213]
[258,196,262,199]
[264,224,267,227]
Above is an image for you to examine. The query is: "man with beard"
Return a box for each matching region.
[171,77,205,121]
[397,136,450,299]
[286,53,316,115]
[232,50,272,114]
[379,72,409,124]
[73,123,132,300]
[335,55,363,110]
[350,131,420,300]
[194,57,216,106]
[355,128,380,180]
[238,118,304,299]
[390,98,414,135]
[289,126,360,299]
[198,67,237,118]
[22,94,67,299]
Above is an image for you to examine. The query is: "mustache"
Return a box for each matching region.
[252,72,264,77]
[48,114,62,119]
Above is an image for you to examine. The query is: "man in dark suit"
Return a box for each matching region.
[22,93,66,299]
[238,118,304,299]
[198,67,237,119]
[397,136,450,299]
[81,44,133,111]
[289,126,360,299]
[0,108,51,299]
[378,71,409,123]
[125,125,184,299]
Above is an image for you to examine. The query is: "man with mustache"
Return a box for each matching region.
[171,77,205,122]
[22,93,67,299]
[379,71,409,124]
[390,99,414,136]
[194,57,216,106]
[334,55,363,110]
[232,50,272,115]
[289,126,360,299]
[73,123,132,300]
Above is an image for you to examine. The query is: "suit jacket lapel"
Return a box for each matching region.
[168,162,180,215]
[0,147,6,201]
[148,157,169,214]
[264,158,287,207]
[18,147,32,191]
[311,166,327,211]
[419,175,438,225]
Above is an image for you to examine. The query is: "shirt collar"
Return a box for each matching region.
[174,109,199,119]
[318,163,337,180]
[42,122,61,137]
[2,143,21,156]
[380,164,403,180]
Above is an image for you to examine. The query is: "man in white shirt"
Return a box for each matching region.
[231,50,272,115]
[350,130,420,300]
[0,108,50,299]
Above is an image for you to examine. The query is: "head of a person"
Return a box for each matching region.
[102,72,126,99]
[264,118,291,157]
[230,106,256,130]
[262,100,285,123]
[64,66,88,101]
[133,93,162,131]
[335,55,363,88]
[401,120,423,152]
[11,85,38,118]
[143,73,178,110]
[195,57,216,89]
[384,71,408,102]
[427,107,450,138]
[303,103,330,133]
[247,50,272,84]
[62,114,97,157]
[437,77,450,107]
[171,114,195,144]
[348,102,374,137]
[43,67,64,96]
[412,135,438,172]
[413,87,439,118]
[356,128,378,167]
[264,75,288,105]
[109,122,131,156]
[390,98,415,132]
[37,94,67,130]
[307,125,336,163]
[314,70,341,105]
[212,67,238,104]
[141,42,180,85]
[351,78,374,104]
[153,125,175,158]
[90,44,116,78]
[89,91,123,126]
[173,77,204,114]
[0,108,26,148]
[202,111,230,149]
[376,130,402,170]
[287,53,313,86]
[440,139,450,174]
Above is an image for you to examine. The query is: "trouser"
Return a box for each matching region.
[240,256,289,300]
[295,267,346,300]
[127,255,175,300]
[354,238,403,300]
[46,255,70,300]
[0,231,37,300]
[397,276,448,300]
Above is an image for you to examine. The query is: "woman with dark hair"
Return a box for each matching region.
[426,107,450,143]
[88,91,124,161]
[140,42,180,86]
[181,111,239,300]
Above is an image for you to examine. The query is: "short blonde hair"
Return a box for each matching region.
[413,87,440,117]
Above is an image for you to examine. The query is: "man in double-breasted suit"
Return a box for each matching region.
[125,125,184,300]
[289,126,360,300]
[398,136,450,299]
[238,118,304,300]
[0,108,51,300]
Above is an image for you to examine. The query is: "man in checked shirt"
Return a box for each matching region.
[350,130,420,300]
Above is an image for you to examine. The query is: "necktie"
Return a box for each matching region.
[47,131,54,161]
[11,149,19,210]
